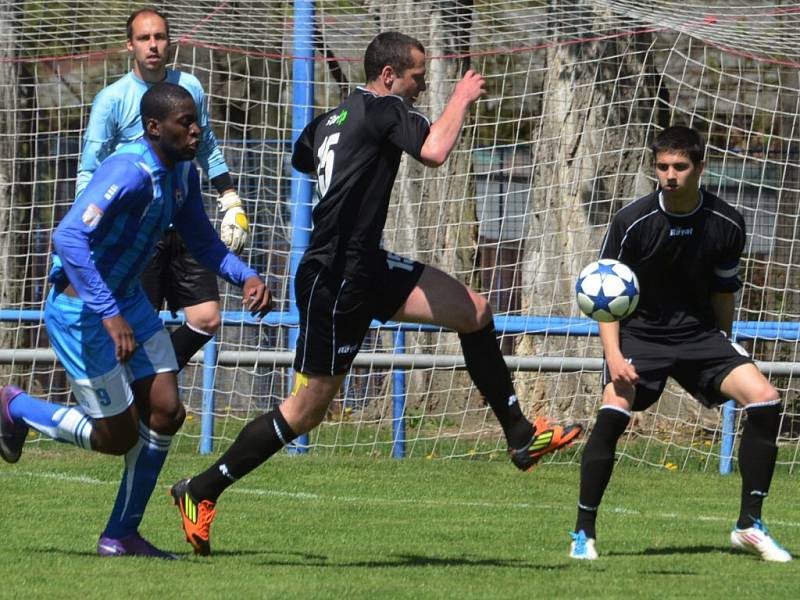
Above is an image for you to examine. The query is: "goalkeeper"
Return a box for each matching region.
[76,8,249,369]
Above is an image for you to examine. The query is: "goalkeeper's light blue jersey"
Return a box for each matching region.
[51,139,256,319]
[76,69,228,196]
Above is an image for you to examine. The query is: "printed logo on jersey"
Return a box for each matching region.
[325,110,349,127]
[337,344,358,355]
[103,184,119,201]
[669,226,693,237]
[81,203,104,228]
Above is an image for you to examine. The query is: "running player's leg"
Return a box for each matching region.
[101,368,184,548]
[168,234,221,370]
[93,291,181,557]
[389,261,581,466]
[170,261,362,554]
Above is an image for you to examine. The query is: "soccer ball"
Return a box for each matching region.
[575,259,640,322]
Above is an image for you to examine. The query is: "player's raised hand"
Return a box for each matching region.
[102,314,137,363]
[454,69,486,105]
[243,275,273,319]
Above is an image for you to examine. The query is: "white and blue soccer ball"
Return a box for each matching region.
[575,259,640,322]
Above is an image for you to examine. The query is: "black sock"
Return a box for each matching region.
[188,409,297,503]
[737,401,780,529]
[459,323,532,448]
[171,324,214,371]
[575,407,630,539]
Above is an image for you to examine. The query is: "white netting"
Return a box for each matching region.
[2,1,800,469]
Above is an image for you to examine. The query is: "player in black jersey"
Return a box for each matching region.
[568,126,791,562]
[168,31,582,556]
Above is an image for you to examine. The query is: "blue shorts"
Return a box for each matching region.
[45,287,178,417]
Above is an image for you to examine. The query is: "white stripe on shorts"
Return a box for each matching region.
[300,270,322,373]
[330,279,348,375]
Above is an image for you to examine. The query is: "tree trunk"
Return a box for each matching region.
[515,0,660,416]
[370,0,480,419]
[0,3,22,379]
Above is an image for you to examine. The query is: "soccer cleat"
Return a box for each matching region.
[731,520,792,562]
[569,530,598,560]
[0,385,29,464]
[96,533,177,559]
[508,416,583,471]
[170,478,216,556]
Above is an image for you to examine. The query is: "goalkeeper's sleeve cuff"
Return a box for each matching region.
[218,190,242,212]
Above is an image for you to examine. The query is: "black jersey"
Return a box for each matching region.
[600,189,745,340]
[291,87,431,281]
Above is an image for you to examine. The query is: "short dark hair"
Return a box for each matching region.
[650,126,705,165]
[140,82,194,130]
[126,8,170,42]
[364,31,425,82]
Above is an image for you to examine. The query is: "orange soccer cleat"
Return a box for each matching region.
[509,416,583,472]
[169,479,217,556]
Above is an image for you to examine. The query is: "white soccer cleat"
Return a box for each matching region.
[731,520,792,562]
[569,530,598,560]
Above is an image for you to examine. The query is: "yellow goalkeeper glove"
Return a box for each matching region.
[218,190,250,255]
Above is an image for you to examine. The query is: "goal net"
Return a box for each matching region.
[2,0,800,470]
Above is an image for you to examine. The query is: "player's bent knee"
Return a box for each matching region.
[474,295,493,329]
[185,307,221,336]
[459,293,493,334]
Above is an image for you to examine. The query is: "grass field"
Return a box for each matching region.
[2,445,800,599]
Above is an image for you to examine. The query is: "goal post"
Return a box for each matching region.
[2,1,800,472]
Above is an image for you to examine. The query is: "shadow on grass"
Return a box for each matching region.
[29,546,573,570]
[248,552,570,570]
[606,544,723,557]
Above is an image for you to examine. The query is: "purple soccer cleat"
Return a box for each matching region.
[0,385,29,463]
[96,533,178,560]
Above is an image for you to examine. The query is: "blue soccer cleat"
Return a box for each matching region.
[569,530,598,560]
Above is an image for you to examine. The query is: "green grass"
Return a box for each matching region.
[3,446,800,599]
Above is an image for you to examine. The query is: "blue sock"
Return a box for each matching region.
[102,421,172,539]
[8,391,93,449]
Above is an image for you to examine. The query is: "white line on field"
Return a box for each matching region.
[3,469,800,529]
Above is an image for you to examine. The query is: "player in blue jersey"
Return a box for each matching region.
[0,82,272,558]
[78,8,250,370]
[568,126,790,562]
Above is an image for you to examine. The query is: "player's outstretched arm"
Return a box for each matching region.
[419,69,486,167]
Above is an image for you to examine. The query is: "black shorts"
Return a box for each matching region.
[603,329,754,410]
[293,251,425,376]
[140,229,220,316]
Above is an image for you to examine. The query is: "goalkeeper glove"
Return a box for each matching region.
[218,190,250,255]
